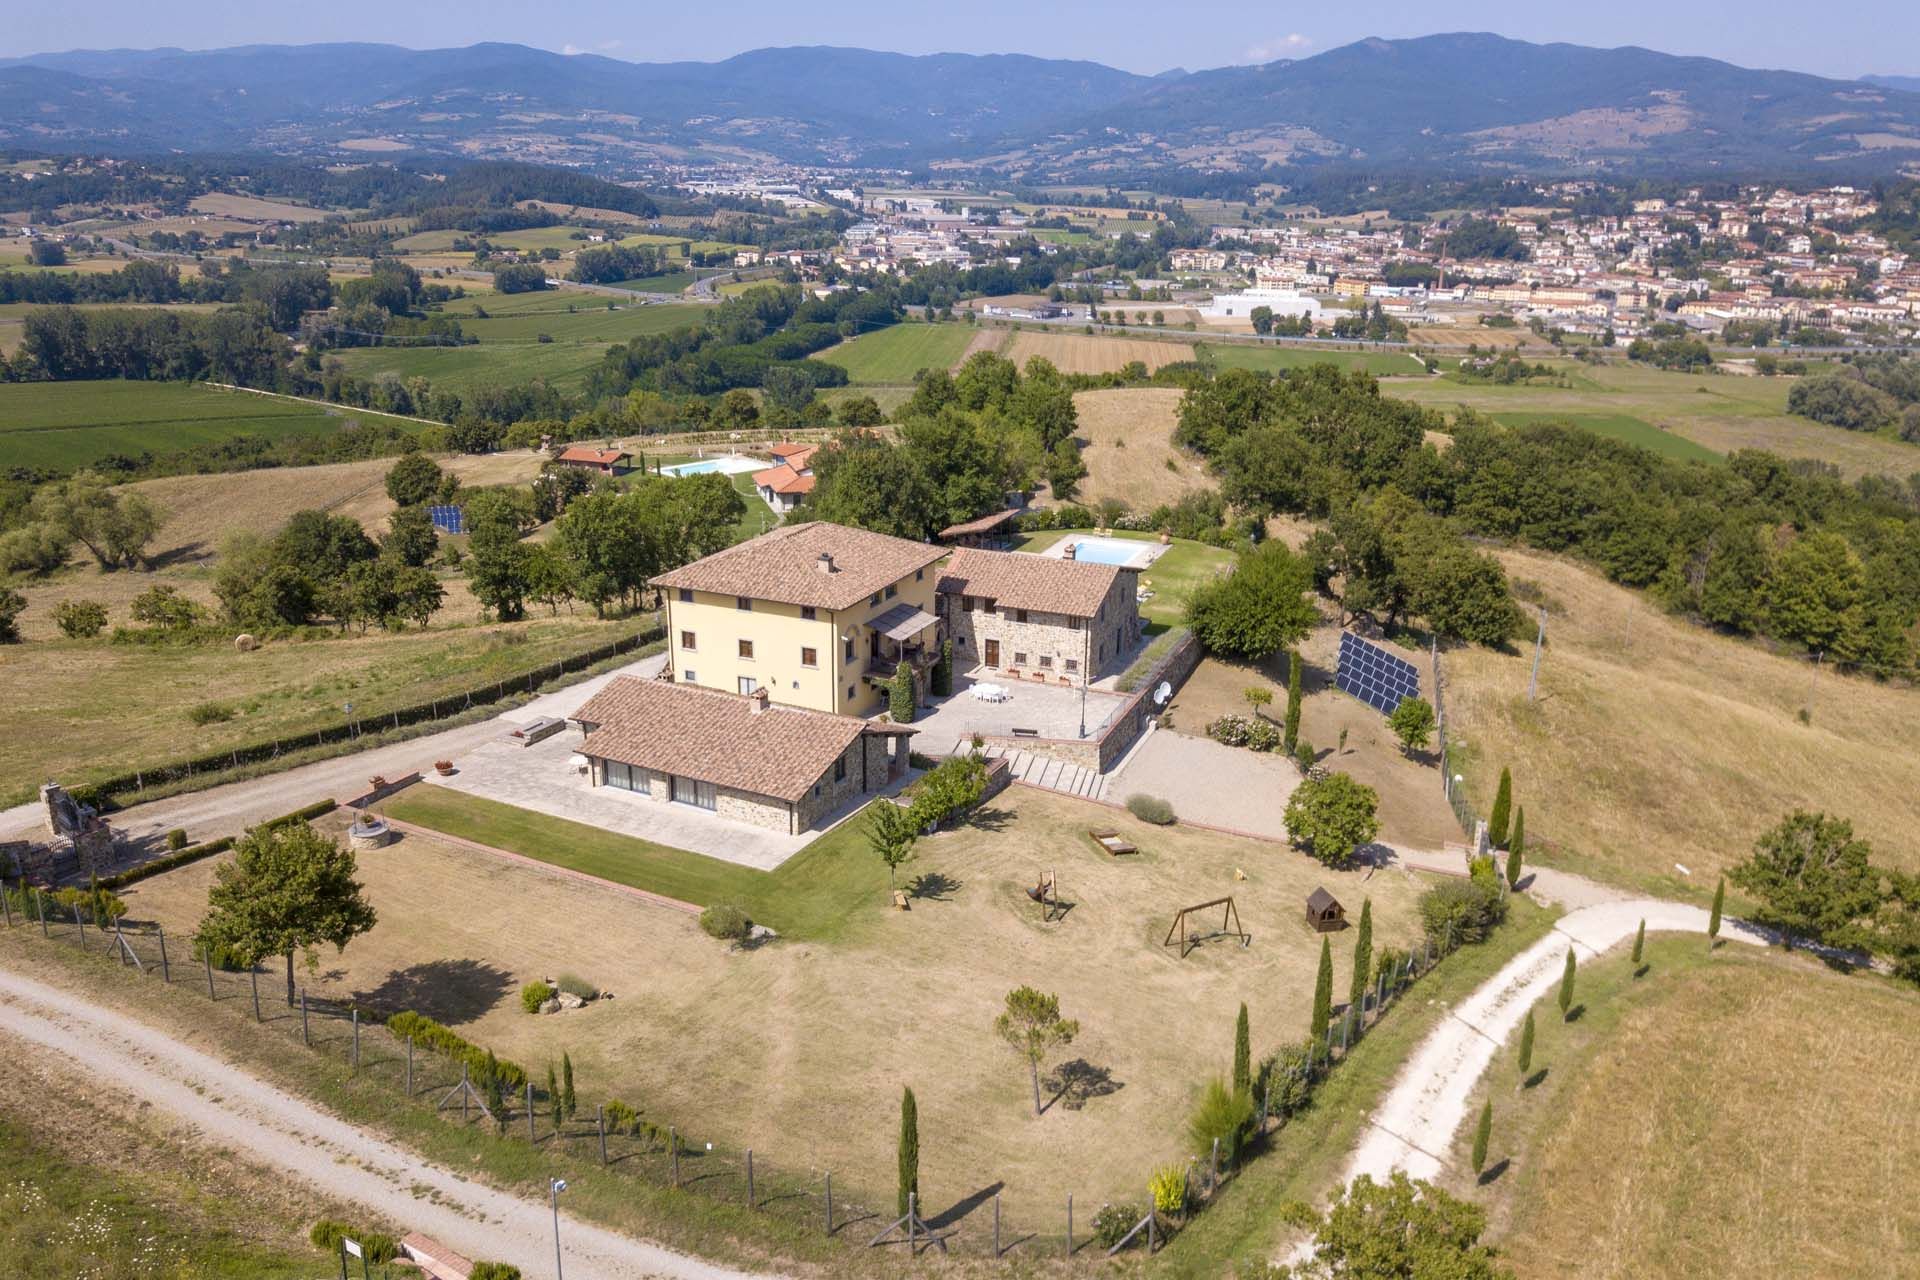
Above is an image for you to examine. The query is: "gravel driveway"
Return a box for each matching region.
[0,963,776,1280]
[1104,728,1300,838]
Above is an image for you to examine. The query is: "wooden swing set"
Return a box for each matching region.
[1163,896,1250,958]
[1025,869,1067,922]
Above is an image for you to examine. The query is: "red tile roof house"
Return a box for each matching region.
[569,675,915,835]
[553,445,633,474]
[752,443,819,513]
[935,548,1142,687]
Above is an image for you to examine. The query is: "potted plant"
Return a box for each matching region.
[367,775,388,791]
[434,760,455,776]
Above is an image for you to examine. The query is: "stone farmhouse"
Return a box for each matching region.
[570,676,912,834]
[935,547,1141,687]
[650,522,946,718]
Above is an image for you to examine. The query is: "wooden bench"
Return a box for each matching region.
[1010,727,1040,738]
[1089,829,1138,856]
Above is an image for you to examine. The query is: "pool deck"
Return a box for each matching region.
[659,454,769,477]
[1035,536,1170,571]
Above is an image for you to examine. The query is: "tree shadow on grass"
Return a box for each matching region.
[1477,1158,1511,1186]
[1042,1058,1124,1114]
[926,1181,1003,1230]
[909,871,961,902]
[1523,1068,1549,1090]
[352,958,515,1024]
[1563,1003,1587,1023]
[964,804,1016,834]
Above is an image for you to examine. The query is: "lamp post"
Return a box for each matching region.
[549,1177,568,1280]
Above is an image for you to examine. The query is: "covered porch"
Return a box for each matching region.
[860,602,944,689]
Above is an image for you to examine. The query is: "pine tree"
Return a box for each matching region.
[1507,808,1526,886]
[1283,651,1304,753]
[897,1086,919,1218]
[1557,948,1576,1020]
[1471,1100,1492,1177]
[561,1051,576,1123]
[1517,1009,1535,1083]
[1311,937,1333,1041]
[1708,877,1725,950]
[1348,899,1373,1012]
[1631,919,1646,970]
[1232,1003,1251,1098]
[1489,767,1513,848]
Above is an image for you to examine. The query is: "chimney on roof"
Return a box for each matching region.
[751,687,770,714]
[816,552,835,574]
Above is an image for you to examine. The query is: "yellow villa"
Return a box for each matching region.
[649,522,947,717]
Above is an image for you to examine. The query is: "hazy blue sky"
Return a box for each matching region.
[6,1,1916,80]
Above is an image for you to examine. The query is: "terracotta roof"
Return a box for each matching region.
[752,459,816,494]
[556,446,630,466]
[651,522,945,610]
[936,548,1128,619]
[572,677,891,803]
[769,441,817,459]
[937,508,1022,539]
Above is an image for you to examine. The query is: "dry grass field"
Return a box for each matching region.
[188,193,335,222]
[1443,548,1920,889]
[1070,387,1212,510]
[1005,331,1196,376]
[1450,940,1920,1279]
[122,789,1435,1224]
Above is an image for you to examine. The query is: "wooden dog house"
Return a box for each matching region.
[1306,887,1346,932]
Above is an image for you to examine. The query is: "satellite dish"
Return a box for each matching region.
[1153,681,1173,706]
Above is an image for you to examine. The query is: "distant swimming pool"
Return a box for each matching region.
[1056,536,1166,569]
[659,455,766,477]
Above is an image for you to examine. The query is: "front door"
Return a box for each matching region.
[984,639,1001,667]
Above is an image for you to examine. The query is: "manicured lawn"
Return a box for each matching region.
[1490,410,1723,464]
[380,786,880,942]
[1200,343,1425,377]
[0,380,411,472]
[1011,529,1237,631]
[816,322,976,384]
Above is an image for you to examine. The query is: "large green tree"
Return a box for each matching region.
[1303,1172,1513,1279]
[1186,541,1316,663]
[1729,810,1882,950]
[195,822,377,1005]
[1285,773,1381,870]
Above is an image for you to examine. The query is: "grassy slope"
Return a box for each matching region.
[1488,410,1723,464]
[1201,343,1426,377]
[1071,387,1216,512]
[1450,938,1920,1279]
[816,323,976,385]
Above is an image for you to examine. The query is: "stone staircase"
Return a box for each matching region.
[947,739,1108,801]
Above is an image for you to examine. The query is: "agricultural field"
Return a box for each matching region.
[330,341,608,394]
[450,301,705,344]
[1451,940,1920,1279]
[1488,410,1722,464]
[1069,386,1212,510]
[1444,547,1920,890]
[1005,331,1196,375]
[1386,360,1920,480]
[188,192,338,222]
[0,380,421,473]
[610,270,699,293]
[1201,343,1429,378]
[816,322,978,384]
[128,785,1436,1225]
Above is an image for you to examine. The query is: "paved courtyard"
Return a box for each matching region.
[912,669,1132,754]
[1105,728,1301,839]
[433,726,883,870]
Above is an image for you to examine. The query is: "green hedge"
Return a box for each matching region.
[100,799,337,891]
[386,1010,527,1092]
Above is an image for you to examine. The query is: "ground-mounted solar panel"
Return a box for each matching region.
[1334,631,1423,716]
[428,504,465,535]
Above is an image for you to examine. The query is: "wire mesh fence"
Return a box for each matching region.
[1431,636,1480,840]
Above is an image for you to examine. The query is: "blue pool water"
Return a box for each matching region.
[660,456,766,477]
[1068,538,1150,566]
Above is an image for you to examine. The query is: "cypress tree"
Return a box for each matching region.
[1631,919,1646,970]
[1708,877,1724,949]
[1232,1003,1251,1098]
[1471,1100,1492,1177]
[546,1062,559,1131]
[1348,899,1373,1012]
[1557,948,1576,1020]
[889,664,915,723]
[561,1051,576,1123]
[897,1086,919,1217]
[1311,937,1333,1041]
[1489,768,1513,848]
[1506,808,1526,887]
[1517,1009,1535,1083]
[1283,651,1303,752]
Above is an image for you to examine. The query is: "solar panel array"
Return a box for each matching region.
[428,505,466,535]
[1335,631,1422,716]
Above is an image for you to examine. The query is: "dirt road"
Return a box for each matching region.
[0,964,776,1280]
[0,654,665,846]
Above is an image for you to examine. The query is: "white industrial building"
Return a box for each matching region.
[1197,287,1323,326]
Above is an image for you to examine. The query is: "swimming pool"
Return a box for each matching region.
[1057,536,1166,569]
[659,455,767,477]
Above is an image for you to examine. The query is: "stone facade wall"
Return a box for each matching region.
[939,573,1140,686]
[795,734,893,830]
[590,732,896,836]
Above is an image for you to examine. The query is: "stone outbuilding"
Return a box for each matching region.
[935,548,1141,687]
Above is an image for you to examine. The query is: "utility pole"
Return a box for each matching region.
[1527,606,1547,702]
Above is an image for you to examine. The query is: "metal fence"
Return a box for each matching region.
[1431,636,1480,840]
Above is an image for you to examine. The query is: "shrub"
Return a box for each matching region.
[1206,713,1253,747]
[1149,1164,1189,1216]
[521,980,555,1014]
[192,935,249,972]
[1245,718,1282,752]
[359,1234,398,1265]
[187,701,235,726]
[166,828,188,852]
[699,904,752,941]
[1187,1076,1255,1164]
[309,1220,352,1251]
[1284,772,1381,869]
[1418,876,1508,952]
[906,753,989,829]
[54,883,126,924]
[471,1265,523,1280]
[556,973,599,1000]
[1094,1202,1144,1249]
[603,1098,639,1134]
[55,599,108,638]
[385,1010,527,1091]
[1127,793,1176,825]
[1256,1042,1316,1120]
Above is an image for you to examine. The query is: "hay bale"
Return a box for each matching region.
[234,633,258,653]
